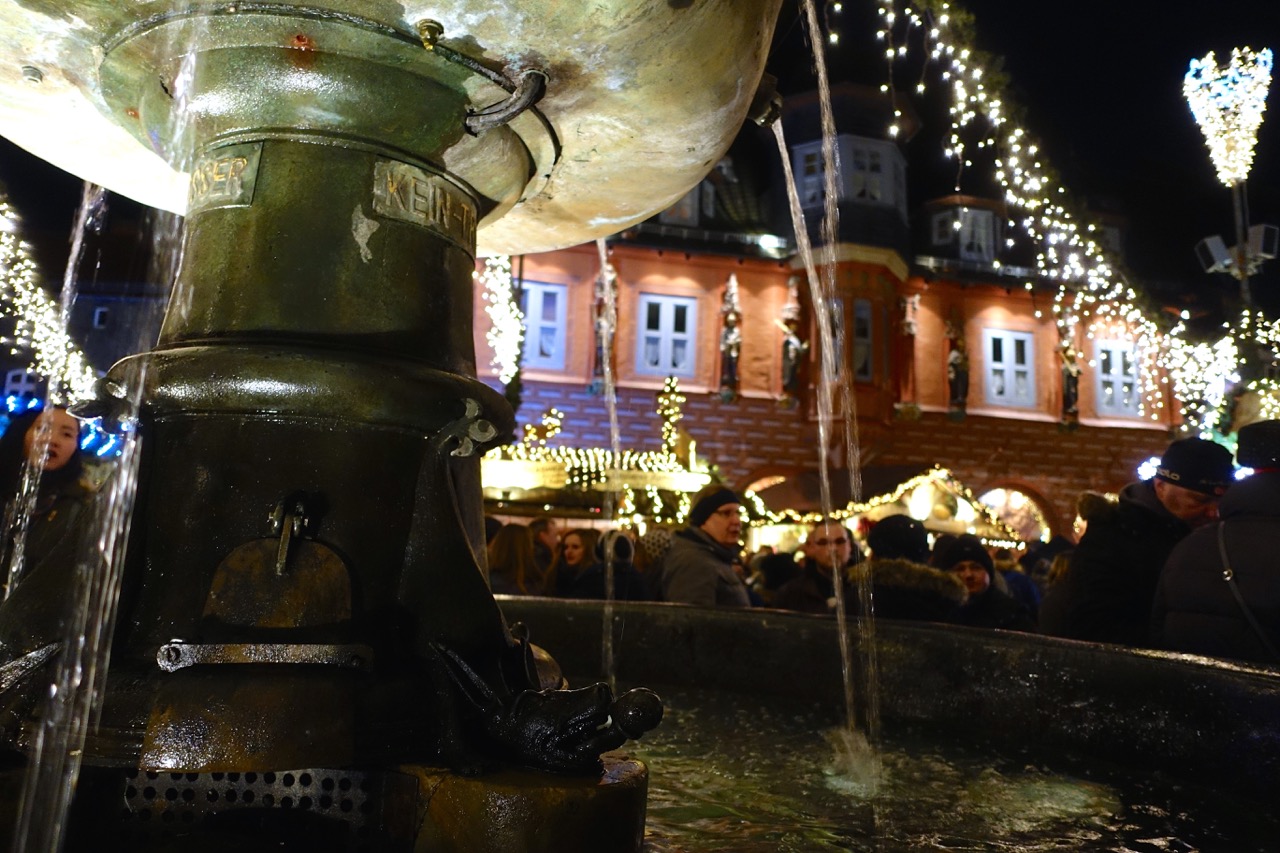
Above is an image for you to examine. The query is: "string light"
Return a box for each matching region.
[0,197,99,405]
[477,255,523,384]
[483,381,711,526]
[1184,47,1273,186]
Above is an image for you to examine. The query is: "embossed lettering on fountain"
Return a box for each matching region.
[373,160,476,252]
[188,143,262,214]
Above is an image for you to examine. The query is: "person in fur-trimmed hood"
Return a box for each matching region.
[861,514,967,622]
[1151,420,1280,664]
[1041,437,1234,646]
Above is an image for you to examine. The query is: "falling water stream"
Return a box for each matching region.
[768,0,881,795]
[6,186,155,853]
[7,15,196,848]
[596,237,622,691]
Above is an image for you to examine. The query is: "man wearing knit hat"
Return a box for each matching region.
[1152,420,1280,663]
[1042,436,1234,646]
[658,486,751,608]
[934,534,1035,631]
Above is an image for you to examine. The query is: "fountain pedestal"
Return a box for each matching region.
[0,2,783,849]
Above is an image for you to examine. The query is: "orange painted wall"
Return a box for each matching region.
[475,245,1183,539]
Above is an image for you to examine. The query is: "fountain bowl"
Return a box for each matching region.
[500,597,1280,799]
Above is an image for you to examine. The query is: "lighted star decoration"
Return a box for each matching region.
[0,197,99,404]
[1184,47,1274,186]
[477,255,523,385]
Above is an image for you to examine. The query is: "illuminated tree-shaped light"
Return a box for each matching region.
[0,197,98,404]
[478,255,523,385]
[1184,47,1273,186]
[656,376,684,458]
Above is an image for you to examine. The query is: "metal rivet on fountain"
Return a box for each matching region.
[416,20,443,50]
[21,66,42,84]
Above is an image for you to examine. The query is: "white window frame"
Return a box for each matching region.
[92,306,111,329]
[794,142,826,209]
[852,299,873,382]
[932,210,958,246]
[635,293,698,378]
[3,369,38,401]
[520,281,567,371]
[958,208,997,262]
[1095,340,1142,418]
[984,329,1036,408]
[850,145,883,202]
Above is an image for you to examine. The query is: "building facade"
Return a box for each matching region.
[472,93,1179,541]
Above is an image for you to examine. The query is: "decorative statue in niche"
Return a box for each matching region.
[720,311,742,401]
[946,322,969,416]
[1060,343,1081,421]
[895,294,922,416]
[779,316,808,402]
[719,273,743,402]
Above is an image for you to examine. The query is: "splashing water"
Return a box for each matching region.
[596,237,622,691]
[6,16,190,841]
[773,0,882,796]
[2,184,108,601]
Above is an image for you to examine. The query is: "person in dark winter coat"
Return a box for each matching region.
[0,407,93,590]
[0,407,97,657]
[935,534,1035,632]
[1151,420,1280,664]
[773,519,862,615]
[1041,437,1234,646]
[565,530,650,601]
[863,514,967,621]
[659,487,750,607]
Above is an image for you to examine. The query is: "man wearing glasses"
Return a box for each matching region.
[659,487,751,608]
[773,518,862,615]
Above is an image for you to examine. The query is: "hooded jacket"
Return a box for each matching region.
[1040,480,1192,646]
[1151,472,1280,664]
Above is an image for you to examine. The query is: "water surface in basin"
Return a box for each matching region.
[631,684,1274,852]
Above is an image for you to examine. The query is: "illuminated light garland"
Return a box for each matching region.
[867,2,1280,426]
[0,198,99,405]
[741,466,1019,546]
[477,255,523,384]
[1184,47,1273,186]
[484,385,710,526]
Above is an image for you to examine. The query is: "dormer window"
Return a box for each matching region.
[930,206,997,262]
[792,136,906,221]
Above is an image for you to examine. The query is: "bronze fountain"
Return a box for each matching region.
[0,2,785,849]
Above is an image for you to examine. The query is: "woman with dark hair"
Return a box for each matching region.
[564,530,650,601]
[543,527,599,597]
[485,523,541,596]
[0,406,92,586]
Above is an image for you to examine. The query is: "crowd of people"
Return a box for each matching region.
[4,405,1276,670]
[483,424,1280,668]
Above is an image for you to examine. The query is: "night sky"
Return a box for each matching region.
[2,1,1279,330]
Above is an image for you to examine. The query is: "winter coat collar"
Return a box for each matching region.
[673,526,738,564]
[1219,471,1280,519]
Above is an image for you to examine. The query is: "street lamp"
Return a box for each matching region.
[1184,47,1274,310]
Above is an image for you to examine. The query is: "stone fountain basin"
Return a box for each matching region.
[498,597,1280,798]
